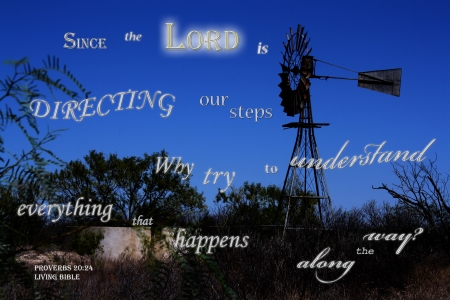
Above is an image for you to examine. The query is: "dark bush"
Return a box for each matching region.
[68,229,104,256]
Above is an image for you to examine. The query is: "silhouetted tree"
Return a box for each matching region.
[375,160,450,258]
[51,150,206,225]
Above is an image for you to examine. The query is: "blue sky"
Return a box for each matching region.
[1,0,449,210]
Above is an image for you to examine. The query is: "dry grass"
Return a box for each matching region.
[3,241,450,300]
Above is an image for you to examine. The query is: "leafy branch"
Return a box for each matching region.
[0,55,90,197]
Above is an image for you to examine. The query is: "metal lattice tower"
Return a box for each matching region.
[278,25,401,234]
[278,26,331,232]
[280,75,332,231]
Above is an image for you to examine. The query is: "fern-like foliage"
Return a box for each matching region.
[0,56,89,199]
[0,56,89,300]
[0,236,61,300]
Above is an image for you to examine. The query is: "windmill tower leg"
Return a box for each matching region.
[281,100,331,236]
[277,25,332,236]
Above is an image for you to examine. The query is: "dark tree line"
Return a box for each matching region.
[50,150,206,226]
[214,181,320,228]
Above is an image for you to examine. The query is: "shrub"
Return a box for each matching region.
[69,229,104,256]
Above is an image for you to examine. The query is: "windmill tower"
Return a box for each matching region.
[279,25,401,233]
[279,25,331,232]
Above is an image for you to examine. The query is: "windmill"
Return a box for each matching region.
[279,25,401,234]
